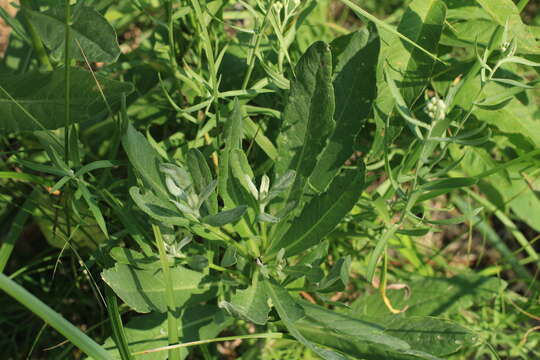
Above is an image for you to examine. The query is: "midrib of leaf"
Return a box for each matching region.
[279,55,332,210]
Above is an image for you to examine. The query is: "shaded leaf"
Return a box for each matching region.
[219,279,270,325]
[0,68,132,134]
[202,205,248,227]
[267,165,365,259]
[25,6,120,62]
[309,27,379,192]
[129,187,188,227]
[101,263,214,313]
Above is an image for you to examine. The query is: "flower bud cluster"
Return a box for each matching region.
[425,97,447,121]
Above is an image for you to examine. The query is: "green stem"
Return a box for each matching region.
[517,0,530,12]
[152,224,181,360]
[20,0,52,70]
[64,0,71,163]
[105,286,133,360]
[0,273,110,360]
[132,333,283,356]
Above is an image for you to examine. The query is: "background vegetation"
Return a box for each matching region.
[0,0,539,359]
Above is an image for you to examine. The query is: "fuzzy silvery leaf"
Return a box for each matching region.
[244,174,259,199]
[198,179,217,205]
[267,170,296,202]
[202,205,248,227]
[160,163,192,189]
[258,212,280,223]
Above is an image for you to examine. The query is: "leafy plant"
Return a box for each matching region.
[1,0,539,359]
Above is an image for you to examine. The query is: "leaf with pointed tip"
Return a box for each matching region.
[187,148,218,215]
[263,279,347,360]
[219,280,270,325]
[309,27,379,192]
[101,263,214,313]
[123,125,169,200]
[129,187,188,227]
[202,205,248,227]
[275,41,335,208]
[267,165,365,259]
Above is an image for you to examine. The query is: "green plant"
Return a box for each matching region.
[0,0,539,359]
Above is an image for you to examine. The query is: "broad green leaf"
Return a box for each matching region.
[202,205,248,227]
[267,165,365,259]
[219,278,270,325]
[350,275,506,318]
[218,99,243,208]
[101,263,214,313]
[129,187,189,227]
[385,0,447,105]
[476,0,540,54]
[0,68,132,134]
[24,6,121,62]
[101,305,233,360]
[186,148,218,215]
[110,247,160,269]
[309,27,379,192]
[275,41,335,207]
[123,124,169,200]
[263,279,347,360]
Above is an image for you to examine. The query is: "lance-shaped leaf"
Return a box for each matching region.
[296,301,476,359]
[219,278,270,325]
[0,68,132,135]
[309,27,379,192]
[187,148,218,215]
[263,279,347,360]
[101,305,233,359]
[24,6,121,62]
[123,124,169,200]
[202,205,248,227]
[101,263,214,313]
[267,164,365,259]
[275,41,335,207]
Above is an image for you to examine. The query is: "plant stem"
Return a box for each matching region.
[517,0,530,12]
[64,0,71,164]
[105,286,133,360]
[152,224,181,360]
[132,333,283,355]
[0,273,110,360]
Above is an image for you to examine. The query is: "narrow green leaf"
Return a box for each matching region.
[420,177,478,191]
[79,182,109,239]
[263,279,347,360]
[186,148,218,215]
[24,5,121,62]
[309,27,379,192]
[123,125,169,200]
[0,273,110,360]
[129,187,189,227]
[101,263,214,313]
[267,165,365,259]
[202,205,248,227]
